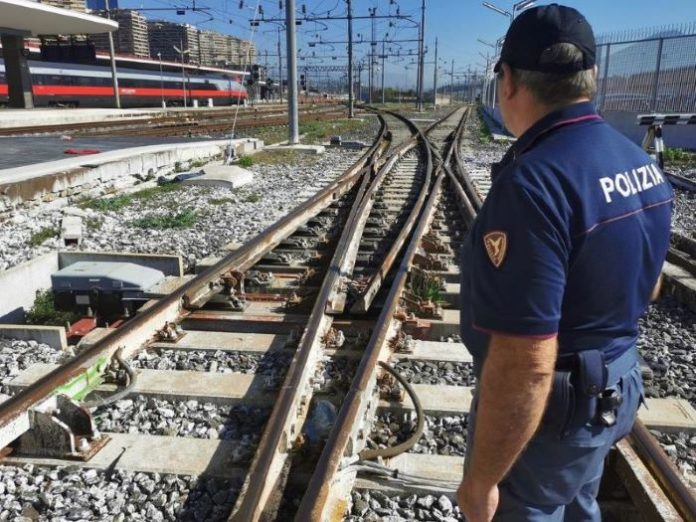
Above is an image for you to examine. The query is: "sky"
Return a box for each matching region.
[118,0,696,88]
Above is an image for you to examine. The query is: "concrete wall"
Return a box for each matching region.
[0,139,263,219]
[0,252,58,323]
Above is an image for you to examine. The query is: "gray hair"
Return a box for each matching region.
[507,43,596,107]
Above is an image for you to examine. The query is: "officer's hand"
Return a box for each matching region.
[457,478,499,522]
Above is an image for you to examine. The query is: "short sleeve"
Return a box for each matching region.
[472,176,570,338]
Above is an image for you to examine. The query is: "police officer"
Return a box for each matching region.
[456,5,673,521]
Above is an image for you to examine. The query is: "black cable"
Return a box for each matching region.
[358,360,425,460]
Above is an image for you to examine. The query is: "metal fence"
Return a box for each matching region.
[481,22,696,115]
[595,22,696,114]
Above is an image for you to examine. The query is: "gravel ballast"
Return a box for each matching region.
[94,397,268,463]
[130,349,291,378]
[638,296,696,405]
[345,490,463,522]
[393,359,476,387]
[366,411,468,457]
[653,430,696,488]
[0,147,363,272]
[0,338,67,396]
[0,464,237,521]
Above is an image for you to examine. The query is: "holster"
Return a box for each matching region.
[543,349,610,437]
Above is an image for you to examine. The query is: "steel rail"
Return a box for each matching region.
[228,114,419,521]
[630,420,696,521]
[326,108,423,313]
[295,109,463,521]
[0,116,388,452]
[0,104,343,137]
[91,110,349,138]
[350,107,461,313]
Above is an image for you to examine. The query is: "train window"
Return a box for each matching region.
[73,76,94,86]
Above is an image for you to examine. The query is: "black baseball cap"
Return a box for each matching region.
[494,4,595,74]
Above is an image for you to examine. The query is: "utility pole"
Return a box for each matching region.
[286,0,300,144]
[174,40,189,109]
[432,37,438,107]
[104,0,121,109]
[347,0,354,117]
[416,0,426,111]
[277,28,283,102]
[369,8,375,104]
[450,59,454,103]
[357,62,362,102]
[381,40,386,104]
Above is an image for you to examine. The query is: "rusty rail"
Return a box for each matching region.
[294,108,463,521]
[0,115,388,452]
[630,420,696,521]
[228,112,419,521]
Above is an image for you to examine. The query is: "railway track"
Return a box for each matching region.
[0,104,344,138]
[0,106,454,520]
[0,106,695,521]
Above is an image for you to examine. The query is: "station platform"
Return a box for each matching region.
[0,104,285,130]
[0,135,218,170]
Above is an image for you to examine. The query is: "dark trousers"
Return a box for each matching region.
[466,363,643,521]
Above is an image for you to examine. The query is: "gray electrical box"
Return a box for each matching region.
[52,261,166,316]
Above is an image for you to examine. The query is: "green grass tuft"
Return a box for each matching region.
[131,209,197,229]
[209,197,235,205]
[82,184,184,212]
[244,193,261,203]
[409,272,445,304]
[478,112,493,144]
[664,147,696,166]
[238,156,254,167]
[26,289,81,327]
[30,227,58,247]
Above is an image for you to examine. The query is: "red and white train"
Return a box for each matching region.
[0,51,248,108]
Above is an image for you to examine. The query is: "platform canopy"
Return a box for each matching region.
[0,0,118,36]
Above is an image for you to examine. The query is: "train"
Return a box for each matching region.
[0,51,248,108]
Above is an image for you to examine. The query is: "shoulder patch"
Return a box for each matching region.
[483,231,508,268]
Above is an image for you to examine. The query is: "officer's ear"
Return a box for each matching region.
[497,63,518,100]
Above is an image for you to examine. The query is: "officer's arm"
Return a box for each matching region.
[651,274,663,302]
[467,332,558,491]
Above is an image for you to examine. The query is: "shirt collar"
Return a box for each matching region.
[512,101,601,157]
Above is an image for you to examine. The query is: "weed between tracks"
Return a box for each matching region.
[238,155,254,167]
[82,183,184,212]
[245,149,319,166]
[664,147,696,168]
[26,289,81,327]
[478,110,493,144]
[235,116,370,146]
[131,209,197,229]
[29,226,58,246]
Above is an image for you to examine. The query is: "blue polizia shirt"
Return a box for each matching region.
[460,102,673,366]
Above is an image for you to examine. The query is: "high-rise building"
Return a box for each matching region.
[86,0,118,9]
[90,9,149,58]
[147,20,255,69]
[148,21,200,64]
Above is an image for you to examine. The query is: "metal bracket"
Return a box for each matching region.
[157,321,186,342]
[13,395,109,461]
